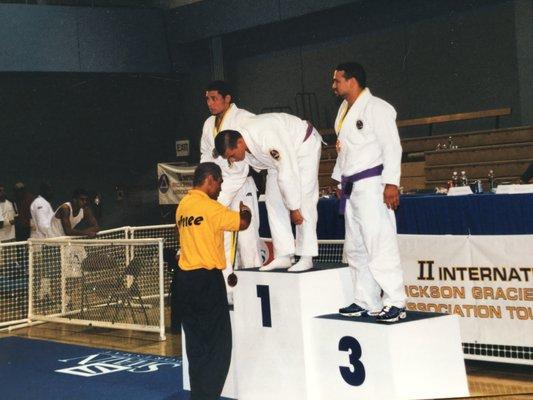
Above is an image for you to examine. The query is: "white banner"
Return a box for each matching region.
[157,163,196,205]
[399,234,533,353]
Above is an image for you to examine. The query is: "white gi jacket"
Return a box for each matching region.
[332,88,402,186]
[200,103,255,206]
[30,195,54,239]
[239,113,312,211]
[0,199,16,241]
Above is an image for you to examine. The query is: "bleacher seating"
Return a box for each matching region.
[317,107,533,193]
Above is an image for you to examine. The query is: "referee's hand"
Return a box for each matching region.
[239,201,250,213]
[239,201,252,230]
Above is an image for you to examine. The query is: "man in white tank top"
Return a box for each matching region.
[42,188,100,306]
[49,188,99,238]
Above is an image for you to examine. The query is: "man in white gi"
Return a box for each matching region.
[0,184,16,243]
[29,183,55,300]
[214,113,321,272]
[199,81,262,297]
[30,183,55,239]
[332,62,406,322]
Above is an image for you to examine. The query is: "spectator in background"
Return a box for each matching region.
[43,188,100,307]
[0,184,16,242]
[49,188,99,238]
[30,183,55,239]
[520,163,533,184]
[13,182,35,241]
[92,193,103,225]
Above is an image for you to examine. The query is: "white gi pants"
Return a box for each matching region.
[344,176,405,310]
[223,176,262,292]
[265,130,321,257]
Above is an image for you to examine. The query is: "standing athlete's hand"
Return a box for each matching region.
[383,184,400,210]
[290,209,304,225]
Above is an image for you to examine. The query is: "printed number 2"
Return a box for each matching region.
[338,336,366,386]
[256,285,272,327]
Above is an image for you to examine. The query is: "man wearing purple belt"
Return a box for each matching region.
[332,62,406,322]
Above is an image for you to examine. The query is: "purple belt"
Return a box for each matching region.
[303,121,314,142]
[339,164,384,215]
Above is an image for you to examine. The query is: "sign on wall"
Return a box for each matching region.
[175,140,190,157]
[157,163,196,205]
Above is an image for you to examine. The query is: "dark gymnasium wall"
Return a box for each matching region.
[0,0,531,226]
[0,4,180,227]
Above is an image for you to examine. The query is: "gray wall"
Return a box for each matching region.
[514,0,533,126]
[225,0,523,136]
[0,72,185,227]
[0,4,170,72]
[166,0,356,44]
[1,0,530,227]
[0,4,177,227]
[167,0,531,142]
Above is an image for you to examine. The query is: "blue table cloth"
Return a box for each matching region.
[258,193,533,238]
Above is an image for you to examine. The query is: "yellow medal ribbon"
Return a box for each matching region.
[212,106,231,137]
[230,231,237,265]
[335,102,351,133]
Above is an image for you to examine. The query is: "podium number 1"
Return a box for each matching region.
[256,285,272,327]
[338,336,365,386]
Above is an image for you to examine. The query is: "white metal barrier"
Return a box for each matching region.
[0,241,29,328]
[130,224,177,249]
[95,226,129,240]
[28,238,166,340]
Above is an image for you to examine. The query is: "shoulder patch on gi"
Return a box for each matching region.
[270,149,280,161]
[356,119,364,130]
[212,148,219,158]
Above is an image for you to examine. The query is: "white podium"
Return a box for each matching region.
[182,308,238,399]
[308,312,469,400]
[233,264,354,400]
[184,265,469,400]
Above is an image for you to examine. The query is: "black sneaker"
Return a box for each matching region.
[375,306,407,323]
[339,303,370,317]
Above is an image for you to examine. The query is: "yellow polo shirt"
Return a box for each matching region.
[176,189,240,270]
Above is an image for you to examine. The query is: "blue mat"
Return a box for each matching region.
[0,336,232,400]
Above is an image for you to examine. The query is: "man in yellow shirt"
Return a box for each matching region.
[176,162,251,400]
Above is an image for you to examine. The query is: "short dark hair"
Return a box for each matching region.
[193,162,222,187]
[72,188,89,199]
[206,80,233,99]
[214,130,242,158]
[336,62,366,88]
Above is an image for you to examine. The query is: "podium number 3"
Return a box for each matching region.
[338,336,365,386]
[256,285,272,327]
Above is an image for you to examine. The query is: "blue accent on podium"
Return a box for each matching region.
[317,311,446,324]
[239,262,348,273]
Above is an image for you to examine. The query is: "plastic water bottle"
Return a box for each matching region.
[452,171,459,187]
[488,170,495,191]
[460,171,468,186]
